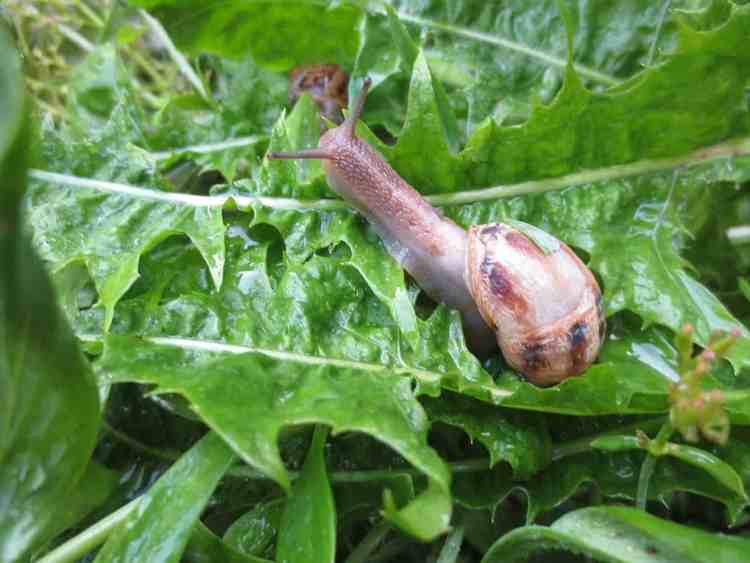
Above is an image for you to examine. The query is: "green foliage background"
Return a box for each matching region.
[3,0,750,561]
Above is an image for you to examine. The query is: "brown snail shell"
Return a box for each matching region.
[466,224,605,385]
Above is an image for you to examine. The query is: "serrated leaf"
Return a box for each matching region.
[28,171,226,331]
[70,214,744,418]
[36,4,750,392]
[389,0,682,130]
[75,222,695,416]
[454,439,750,525]
[27,48,227,332]
[96,334,452,540]
[423,394,551,479]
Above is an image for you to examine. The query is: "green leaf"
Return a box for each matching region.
[666,442,748,500]
[148,55,288,183]
[30,45,227,331]
[224,500,284,560]
[389,0,680,128]
[95,432,236,563]
[373,4,750,370]
[17,1,750,559]
[96,334,452,540]
[51,462,122,545]
[455,3,750,188]
[74,214,737,417]
[423,394,551,479]
[0,28,101,563]
[65,43,144,137]
[454,441,750,525]
[35,3,750,417]
[243,3,750,374]
[129,0,363,69]
[28,169,226,331]
[589,435,748,500]
[386,51,460,189]
[186,522,273,563]
[276,426,336,563]
[482,506,750,563]
[382,478,452,542]
[727,389,750,424]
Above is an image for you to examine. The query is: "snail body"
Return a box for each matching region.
[269,79,605,385]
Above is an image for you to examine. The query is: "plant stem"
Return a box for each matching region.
[30,135,750,210]
[395,11,619,87]
[344,521,391,563]
[149,135,266,161]
[56,22,94,52]
[123,47,172,93]
[138,8,209,101]
[551,416,666,461]
[75,0,105,29]
[635,454,658,511]
[36,497,141,563]
[102,419,180,461]
[635,419,674,510]
[437,525,465,563]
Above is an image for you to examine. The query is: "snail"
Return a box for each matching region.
[288,64,349,128]
[269,78,605,385]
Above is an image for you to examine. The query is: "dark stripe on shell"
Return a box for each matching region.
[569,321,589,371]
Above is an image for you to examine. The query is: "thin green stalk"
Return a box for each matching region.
[551,416,666,460]
[138,8,209,101]
[10,10,31,58]
[344,521,391,563]
[230,458,482,481]
[30,135,750,211]
[36,498,141,563]
[102,419,181,461]
[75,0,105,28]
[123,47,172,93]
[646,0,672,67]
[395,11,619,87]
[56,22,94,52]
[636,454,658,511]
[636,419,674,510]
[437,525,465,563]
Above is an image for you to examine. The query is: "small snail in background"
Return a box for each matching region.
[269,78,605,386]
[288,64,349,128]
